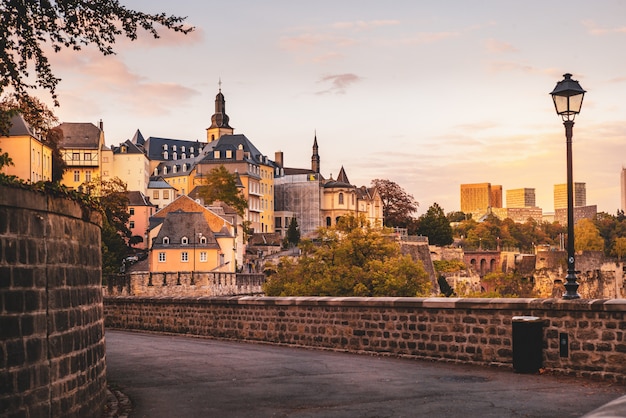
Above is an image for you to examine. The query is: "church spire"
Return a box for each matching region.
[206,80,234,142]
[311,131,320,173]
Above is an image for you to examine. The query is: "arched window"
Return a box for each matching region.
[326,217,332,227]
[163,166,168,174]
[173,152,178,160]
[163,151,168,160]
[183,163,188,172]
[200,236,207,244]
[181,236,188,245]
[182,153,186,160]
[172,145,177,152]
[153,168,159,176]
[163,237,170,244]
[338,193,344,205]
[163,144,168,150]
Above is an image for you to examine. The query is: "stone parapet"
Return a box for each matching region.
[1,185,107,418]
[104,296,626,383]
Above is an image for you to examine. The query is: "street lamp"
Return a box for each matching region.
[550,73,586,299]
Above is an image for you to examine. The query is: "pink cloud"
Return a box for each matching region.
[332,20,400,30]
[316,73,362,95]
[485,38,518,54]
[583,20,626,35]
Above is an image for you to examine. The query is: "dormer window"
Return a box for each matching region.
[163,144,168,151]
[163,237,170,244]
[172,145,177,152]
[200,236,207,244]
[190,154,194,159]
[181,146,186,153]
[238,144,244,150]
[163,151,168,159]
[173,165,177,173]
[183,163,188,172]
[163,166,168,175]
[214,150,220,158]
[182,153,186,159]
[173,152,177,160]
[190,147,194,154]
[181,236,189,245]
[153,168,159,176]
[226,150,232,158]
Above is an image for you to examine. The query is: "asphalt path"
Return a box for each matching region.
[105,330,624,418]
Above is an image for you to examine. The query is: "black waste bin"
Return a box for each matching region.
[512,316,543,373]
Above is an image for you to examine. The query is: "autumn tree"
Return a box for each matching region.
[574,218,604,252]
[199,165,248,216]
[613,237,626,261]
[371,179,418,229]
[285,217,300,248]
[416,203,453,246]
[264,214,431,297]
[0,1,192,108]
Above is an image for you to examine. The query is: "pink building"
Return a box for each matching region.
[127,191,156,250]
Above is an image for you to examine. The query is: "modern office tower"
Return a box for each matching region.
[621,168,626,212]
[554,183,586,210]
[460,183,502,213]
[506,188,536,208]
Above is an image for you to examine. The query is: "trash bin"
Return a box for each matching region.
[512,316,543,373]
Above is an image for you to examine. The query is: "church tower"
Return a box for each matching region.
[311,133,320,173]
[206,81,234,142]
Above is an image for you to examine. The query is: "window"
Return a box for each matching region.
[153,190,159,199]
[173,152,177,160]
[163,151,168,160]
[84,152,91,161]
[129,221,135,229]
[200,252,207,262]
[190,147,194,154]
[181,237,189,245]
[85,170,92,182]
[163,190,169,199]
[173,145,177,152]
[158,252,166,262]
[214,150,220,158]
[183,163,187,172]
[129,208,135,215]
[181,146,185,153]
[163,237,170,244]
[339,193,344,205]
[200,236,207,244]
[226,150,232,158]
[181,252,188,262]
[182,154,186,160]
[73,170,80,182]
[73,152,80,160]
[163,144,168,150]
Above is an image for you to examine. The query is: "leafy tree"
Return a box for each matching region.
[613,237,626,261]
[446,211,468,222]
[574,218,604,252]
[264,214,431,297]
[481,272,537,298]
[0,0,192,113]
[0,95,59,135]
[45,127,68,182]
[85,177,131,275]
[200,165,248,216]
[0,148,13,170]
[285,217,300,247]
[416,203,453,246]
[371,179,418,228]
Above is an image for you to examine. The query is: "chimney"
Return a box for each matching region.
[99,119,104,131]
[275,151,283,168]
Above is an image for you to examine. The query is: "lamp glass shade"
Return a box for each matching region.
[550,73,585,120]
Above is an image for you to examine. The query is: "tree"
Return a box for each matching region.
[613,237,626,261]
[0,0,193,114]
[264,214,431,297]
[45,127,67,182]
[0,148,13,171]
[481,272,537,298]
[199,165,248,216]
[416,203,453,246]
[285,217,300,247]
[574,218,604,252]
[371,179,418,228]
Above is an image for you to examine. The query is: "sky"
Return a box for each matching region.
[43,0,626,216]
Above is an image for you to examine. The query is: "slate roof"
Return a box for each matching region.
[324,166,355,188]
[112,139,144,155]
[198,134,272,166]
[148,176,177,190]
[152,210,220,249]
[127,191,154,207]
[56,122,102,149]
[131,129,146,146]
[143,136,205,161]
[5,113,38,138]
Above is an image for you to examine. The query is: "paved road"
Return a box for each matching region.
[105,330,624,418]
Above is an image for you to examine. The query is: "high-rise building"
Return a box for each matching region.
[506,188,536,208]
[554,183,586,210]
[460,183,502,213]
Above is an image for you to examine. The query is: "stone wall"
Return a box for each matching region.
[104,272,265,297]
[104,296,626,383]
[0,185,107,417]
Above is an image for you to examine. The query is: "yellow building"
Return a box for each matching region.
[148,195,239,272]
[56,121,112,192]
[112,139,150,192]
[0,114,52,182]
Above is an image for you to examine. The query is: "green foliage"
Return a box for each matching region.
[574,218,604,252]
[200,165,248,216]
[433,259,466,274]
[285,217,300,247]
[481,272,537,298]
[264,214,431,297]
[371,178,418,229]
[612,237,626,260]
[0,0,192,109]
[416,203,453,246]
[0,148,13,170]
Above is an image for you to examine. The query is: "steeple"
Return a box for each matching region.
[206,79,234,142]
[311,131,320,173]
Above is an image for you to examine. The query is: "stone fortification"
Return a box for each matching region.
[104,296,626,383]
[0,185,107,417]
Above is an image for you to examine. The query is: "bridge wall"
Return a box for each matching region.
[104,296,626,383]
[0,185,107,418]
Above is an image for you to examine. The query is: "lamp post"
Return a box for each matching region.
[550,73,586,299]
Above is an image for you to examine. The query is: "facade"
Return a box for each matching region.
[491,207,543,223]
[554,205,597,226]
[56,121,112,192]
[506,188,536,208]
[112,140,150,192]
[0,113,52,182]
[147,176,177,209]
[460,183,502,214]
[554,182,586,210]
[127,191,156,250]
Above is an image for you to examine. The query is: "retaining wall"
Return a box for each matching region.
[104,296,626,383]
[0,185,107,417]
